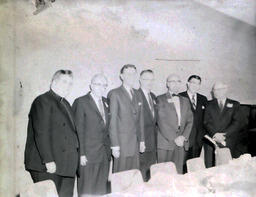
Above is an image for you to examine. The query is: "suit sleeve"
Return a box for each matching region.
[183,100,193,140]
[72,99,85,156]
[30,97,54,163]
[224,102,241,137]
[204,104,216,137]
[108,92,120,147]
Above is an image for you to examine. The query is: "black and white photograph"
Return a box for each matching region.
[0,0,256,196]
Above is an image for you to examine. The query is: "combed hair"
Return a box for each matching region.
[140,69,153,76]
[51,69,73,83]
[120,64,137,74]
[187,75,201,83]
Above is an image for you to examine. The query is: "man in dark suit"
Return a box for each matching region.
[24,70,79,197]
[72,74,111,196]
[108,64,145,173]
[157,74,193,174]
[138,69,157,182]
[204,82,241,167]
[180,75,208,160]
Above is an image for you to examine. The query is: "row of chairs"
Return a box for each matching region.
[20,146,232,196]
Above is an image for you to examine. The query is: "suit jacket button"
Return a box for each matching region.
[63,123,66,126]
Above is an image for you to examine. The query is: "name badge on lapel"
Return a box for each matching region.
[227,103,233,108]
[202,105,205,109]
[138,102,142,106]
[167,98,173,103]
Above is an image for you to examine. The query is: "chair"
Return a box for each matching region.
[215,147,232,165]
[111,169,144,192]
[20,180,58,197]
[150,161,178,177]
[186,157,206,173]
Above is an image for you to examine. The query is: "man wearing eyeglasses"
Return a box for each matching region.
[138,69,157,182]
[204,82,241,167]
[24,70,79,197]
[72,74,111,196]
[157,74,193,174]
[180,75,208,163]
[108,64,145,173]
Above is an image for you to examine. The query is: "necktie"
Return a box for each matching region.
[98,98,105,123]
[191,94,196,110]
[219,100,224,111]
[130,89,134,100]
[148,92,154,117]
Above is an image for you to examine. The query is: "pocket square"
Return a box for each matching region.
[227,103,233,108]
[153,100,156,105]
[202,105,205,109]
[138,102,142,106]
[104,102,109,108]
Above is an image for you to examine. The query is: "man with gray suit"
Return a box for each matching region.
[157,74,193,174]
[138,70,157,181]
[108,64,145,173]
[72,74,111,196]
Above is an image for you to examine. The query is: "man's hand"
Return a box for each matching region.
[80,155,87,166]
[213,133,226,143]
[174,136,186,147]
[45,162,56,174]
[112,147,120,158]
[140,142,146,153]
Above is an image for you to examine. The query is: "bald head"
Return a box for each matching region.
[212,81,228,100]
[90,74,108,98]
[166,74,181,94]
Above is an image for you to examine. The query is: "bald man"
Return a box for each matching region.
[156,74,193,174]
[204,82,241,167]
[72,74,111,196]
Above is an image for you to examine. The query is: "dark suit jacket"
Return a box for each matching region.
[179,91,208,148]
[107,86,144,157]
[72,93,111,163]
[24,90,79,177]
[138,88,157,152]
[156,92,193,151]
[204,98,241,151]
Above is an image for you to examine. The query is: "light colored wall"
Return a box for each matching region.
[1,0,256,196]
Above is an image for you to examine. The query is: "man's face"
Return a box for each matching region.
[187,78,201,94]
[121,67,137,87]
[91,76,108,98]
[55,75,73,97]
[213,87,227,100]
[140,72,154,91]
[167,75,181,94]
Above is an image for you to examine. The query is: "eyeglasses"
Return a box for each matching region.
[92,83,108,88]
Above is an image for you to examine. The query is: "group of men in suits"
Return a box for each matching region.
[24,65,243,197]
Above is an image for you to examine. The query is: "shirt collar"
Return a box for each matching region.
[90,92,101,103]
[187,90,197,100]
[123,84,132,93]
[50,89,63,102]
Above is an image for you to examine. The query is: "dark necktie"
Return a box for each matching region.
[191,94,196,110]
[130,89,134,101]
[148,92,154,117]
[98,98,106,123]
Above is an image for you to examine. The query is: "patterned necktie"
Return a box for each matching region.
[148,92,154,117]
[98,98,105,123]
[191,94,196,110]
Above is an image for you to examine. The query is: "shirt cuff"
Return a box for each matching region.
[111,146,120,151]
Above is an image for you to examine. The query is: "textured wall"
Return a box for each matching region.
[0,0,256,196]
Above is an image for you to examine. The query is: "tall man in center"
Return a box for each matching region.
[138,70,157,181]
[108,64,145,173]
[157,74,193,174]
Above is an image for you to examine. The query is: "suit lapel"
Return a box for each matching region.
[121,86,136,112]
[88,93,105,122]
[102,99,109,125]
[139,89,154,122]
[60,99,76,130]
[179,96,184,126]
